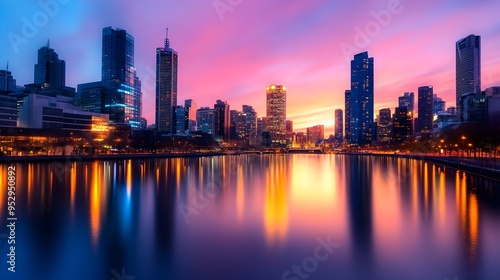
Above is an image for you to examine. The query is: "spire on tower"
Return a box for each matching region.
[47,39,50,48]
[164,28,170,48]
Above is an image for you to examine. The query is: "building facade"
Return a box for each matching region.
[214,100,230,142]
[456,34,481,118]
[101,27,142,129]
[348,52,374,145]
[377,108,391,143]
[196,107,214,134]
[306,125,325,146]
[75,81,103,113]
[0,95,18,127]
[184,99,197,132]
[417,86,434,133]
[19,94,109,133]
[0,69,16,92]
[266,84,286,144]
[392,106,412,143]
[156,30,178,134]
[335,109,343,141]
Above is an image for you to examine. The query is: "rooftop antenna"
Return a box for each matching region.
[47,39,50,49]
[164,28,170,48]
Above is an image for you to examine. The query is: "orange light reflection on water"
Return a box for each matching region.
[264,156,288,244]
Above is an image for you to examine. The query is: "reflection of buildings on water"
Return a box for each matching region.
[264,156,288,244]
[456,172,480,272]
[346,156,373,268]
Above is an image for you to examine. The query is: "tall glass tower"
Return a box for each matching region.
[348,51,374,145]
[156,29,178,134]
[456,34,481,118]
[101,27,142,129]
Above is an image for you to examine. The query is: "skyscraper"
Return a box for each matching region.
[156,29,178,134]
[101,27,142,128]
[344,90,351,142]
[34,41,75,97]
[266,84,286,144]
[417,86,434,133]
[214,100,230,142]
[34,41,65,90]
[456,34,481,118]
[348,52,374,145]
[335,109,343,140]
[243,105,258,146]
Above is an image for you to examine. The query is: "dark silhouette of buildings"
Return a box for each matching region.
[214,100,230,142]
[335,109,343,141]
[33,41,75,97]
[417,86,433,133]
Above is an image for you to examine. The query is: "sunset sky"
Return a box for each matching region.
[1,0,499,133]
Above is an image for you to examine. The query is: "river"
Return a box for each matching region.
[0,154,499,279]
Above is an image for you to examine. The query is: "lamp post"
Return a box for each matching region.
[461,136,467,157]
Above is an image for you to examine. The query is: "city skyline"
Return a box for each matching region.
[1,1,500,132]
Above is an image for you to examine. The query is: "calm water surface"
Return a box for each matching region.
[1,154,500,280]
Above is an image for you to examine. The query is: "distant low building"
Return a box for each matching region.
[19,94,109,133]
[306,125,324,146]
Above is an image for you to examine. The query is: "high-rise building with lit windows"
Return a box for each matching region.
[214,100,230,142]
[417,86,433,133]
[456,34,480,118]
[266,84,286,144]
[347,52,374,145]
[101,26,142,129]
[335,109,343,140]
[156,29,178,134]
[377,108,391,143]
